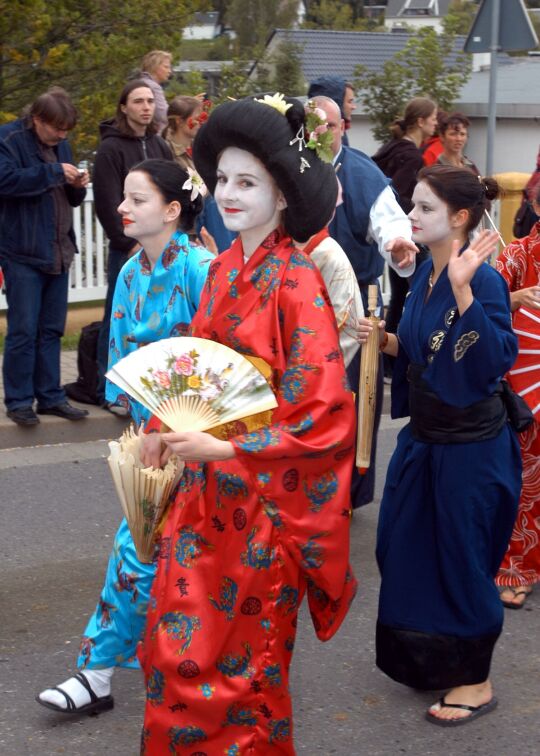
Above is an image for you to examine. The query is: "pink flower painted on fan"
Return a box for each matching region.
[155,370,171,389]
[174,354,195,376]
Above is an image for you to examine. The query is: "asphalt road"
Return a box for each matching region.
[1,418,538,756]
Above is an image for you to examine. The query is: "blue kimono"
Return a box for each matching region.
[77,232,212,670]
[376,259,522,690]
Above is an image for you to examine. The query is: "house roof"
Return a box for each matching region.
[260,28,465,81]
[188,11,220,27]
[457,57,540,117]
[386,0,452,16]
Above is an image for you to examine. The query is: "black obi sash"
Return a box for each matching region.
[408,363,507,444]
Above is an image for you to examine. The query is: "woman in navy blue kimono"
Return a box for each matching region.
[376,165,521,725]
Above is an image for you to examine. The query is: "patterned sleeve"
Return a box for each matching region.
[105,258,149,427]
[495,238,527,292]
[231,262,356,464]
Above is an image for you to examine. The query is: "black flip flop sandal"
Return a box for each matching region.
[425,696,498,727]
[36,672,114,715]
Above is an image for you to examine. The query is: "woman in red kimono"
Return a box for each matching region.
[495,184,540,608]
[138,95,358,754]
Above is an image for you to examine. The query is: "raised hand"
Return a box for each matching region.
[447,230,499,291]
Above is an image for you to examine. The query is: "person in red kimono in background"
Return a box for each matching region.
[138,95,358,754]
[495,182,540,609]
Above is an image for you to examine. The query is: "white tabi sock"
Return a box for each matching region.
[38,667,114,710]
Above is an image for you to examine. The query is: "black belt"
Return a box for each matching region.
[408,363,507,444]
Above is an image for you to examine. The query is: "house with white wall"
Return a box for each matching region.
[255,27,539,175]
[384,0,454,33]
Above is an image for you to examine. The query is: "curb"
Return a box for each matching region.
[0,403,130,449]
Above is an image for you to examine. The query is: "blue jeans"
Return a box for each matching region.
[2,259,68,410]
[96,247,128,403]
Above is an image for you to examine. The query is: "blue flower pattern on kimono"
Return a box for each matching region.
[250,253,284,310]
[288,250,316,270]
[281,413,314,437]
[303,471,338,513]
[269,717,291,743]
[175,525,213,569]
[241,526,275,570]
[153,612,202,654]
[299,533,327,570]
[208,576,238,621]
[235,427,281,453]
[223,702,258,727]
[228,268,240,299]
[225,313,255,354]
[214,470,249,507]
[275,585,299,615]
[263,663,282,687]
[147,666,165,706]
[168,725,207,749]
[216,641,254,678]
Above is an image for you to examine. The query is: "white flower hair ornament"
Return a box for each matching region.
[254,92,292,116]
[182,167,207,201]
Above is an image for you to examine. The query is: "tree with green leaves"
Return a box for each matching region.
[354,26,471,143]
[225,0,298,56]
[302,0,383,30]
[268,40,306,97]
[0,0,200,157]
[442,0,479,36]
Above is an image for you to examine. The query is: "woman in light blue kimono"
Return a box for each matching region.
[377,166,521,726]
[37,159,213,714]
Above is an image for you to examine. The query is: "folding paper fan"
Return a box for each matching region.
[105,337,278,433]
[509,306,540,415]
[108,427,185,563]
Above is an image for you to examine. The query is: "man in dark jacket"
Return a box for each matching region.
[0,88,89,426]
[92,79,173,410]
[307,76,356,146]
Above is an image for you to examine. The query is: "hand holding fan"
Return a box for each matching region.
[106,337,278,433]
[108,427,185,563]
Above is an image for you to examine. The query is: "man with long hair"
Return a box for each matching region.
[91,80,173,413]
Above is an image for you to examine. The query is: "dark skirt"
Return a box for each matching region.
[376,423,521,690]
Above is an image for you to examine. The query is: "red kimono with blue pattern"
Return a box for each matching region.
[139,230,357,755]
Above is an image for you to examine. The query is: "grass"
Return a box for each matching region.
[0,331,81,354]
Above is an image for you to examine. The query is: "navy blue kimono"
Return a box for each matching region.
[376,259,522,690]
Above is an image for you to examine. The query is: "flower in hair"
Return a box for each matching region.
[255,92,292,116]
[182,167,207,201]
[304,100,334,163]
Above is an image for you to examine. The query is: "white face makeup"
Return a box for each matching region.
[117,170,176,241]
[214,147,286,236]
[408,180,453,246]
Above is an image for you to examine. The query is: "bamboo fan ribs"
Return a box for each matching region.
[356,284,380,472]
[107,427,184,563]
[106,336,278,433]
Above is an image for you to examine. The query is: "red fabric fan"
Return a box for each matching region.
[509,306,540,415]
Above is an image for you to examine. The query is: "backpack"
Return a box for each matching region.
[513,193,539,238]
[64,321,101,405]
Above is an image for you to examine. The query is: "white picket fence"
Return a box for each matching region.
[1,188,497,312]
[0,185,108,311]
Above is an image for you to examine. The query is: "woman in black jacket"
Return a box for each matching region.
[373,97,437,377]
